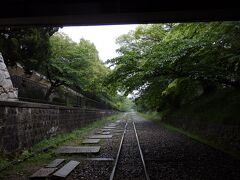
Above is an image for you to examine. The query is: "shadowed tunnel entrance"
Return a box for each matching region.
[0,0,240,25]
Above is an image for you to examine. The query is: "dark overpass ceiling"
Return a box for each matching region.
[0,0,240,26]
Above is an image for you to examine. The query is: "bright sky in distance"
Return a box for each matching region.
[59,24,138,62]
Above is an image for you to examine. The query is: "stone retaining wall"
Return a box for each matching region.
[0,100,114,154]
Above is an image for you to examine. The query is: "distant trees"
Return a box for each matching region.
[106,22,240,111]
[42,32,111,100]
[44,32,132,109]
[0,27,135,110]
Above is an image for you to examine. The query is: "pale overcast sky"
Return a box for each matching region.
[59,24,138,62]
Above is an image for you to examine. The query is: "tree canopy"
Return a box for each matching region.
[0,27,58,74]
[0,27,133,110]
[42,32,110,100]
[106,22,240,111]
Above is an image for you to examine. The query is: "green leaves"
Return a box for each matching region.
[0,27,58,73]
[107,22,240,111]
[43,32,114,101]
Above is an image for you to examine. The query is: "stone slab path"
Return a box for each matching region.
[52,160,80,179]
[46,159,65,168]
[88,135,113,139]
[103,126,116,129]
[101,131,111,135]
[55,146,101,154]
[30,167,57,178]
[24,113,240,180]
[82,139,100,144]
[100,128,114,131]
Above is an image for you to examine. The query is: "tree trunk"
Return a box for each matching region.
[44,85,55,100]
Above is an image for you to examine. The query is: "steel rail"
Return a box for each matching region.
[133,121,150,180]
[109,121,128,180]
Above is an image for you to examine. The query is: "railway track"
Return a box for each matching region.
[110,119,150,180]
[27,114,151,180]
[133,121,150,180]
[25,112,240,180]
[58,114,240,180]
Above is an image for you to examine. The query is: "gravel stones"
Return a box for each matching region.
[27,113,240,180]
[113,122,145,180]
[134,115,240,180]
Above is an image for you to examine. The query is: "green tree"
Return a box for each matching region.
[107,22,240,111]
[43,33,90,99]
[0,27,58,74]
[43,32,113,101]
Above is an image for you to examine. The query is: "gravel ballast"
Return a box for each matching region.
[5,113,240,180]
[133,114,240,180]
